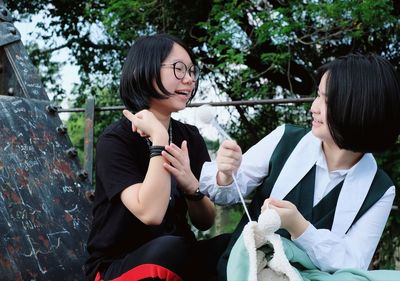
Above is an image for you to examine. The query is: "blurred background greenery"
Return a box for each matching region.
[4,0,400,269]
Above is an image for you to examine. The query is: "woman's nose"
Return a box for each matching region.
[310,98,319,114]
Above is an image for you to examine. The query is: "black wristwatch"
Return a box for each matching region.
[184,188,205,201]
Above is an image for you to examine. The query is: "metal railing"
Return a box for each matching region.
[58,96,315,185]
[57,97,315,113]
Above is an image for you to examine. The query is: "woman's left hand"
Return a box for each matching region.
[162,140,198,194]
[262,198,309,239]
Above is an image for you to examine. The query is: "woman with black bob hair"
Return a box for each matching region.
[320,54,400,153]
[85,33,229,281]
[199,53,400,280]
[120,33,198,113]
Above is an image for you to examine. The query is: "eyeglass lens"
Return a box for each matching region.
[173,62,199,80]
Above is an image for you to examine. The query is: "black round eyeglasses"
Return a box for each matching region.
[161,61,200,81]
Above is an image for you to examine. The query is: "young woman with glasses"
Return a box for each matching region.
[85,34,229,281]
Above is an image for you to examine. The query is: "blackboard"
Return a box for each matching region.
[0,95,92,280]
[2,43,48,100]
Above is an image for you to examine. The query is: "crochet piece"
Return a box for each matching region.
[227,208,302,281]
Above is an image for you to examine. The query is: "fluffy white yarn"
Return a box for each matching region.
[242,208,302,281]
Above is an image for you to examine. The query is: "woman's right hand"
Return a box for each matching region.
[216,140,242,185]
[262,198,309,239]
[123,109,168,145]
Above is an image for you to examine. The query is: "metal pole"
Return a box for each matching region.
[57,97,315,113]
[84,95,95,184]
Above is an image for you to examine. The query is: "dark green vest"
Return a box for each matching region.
[217,124,393,281]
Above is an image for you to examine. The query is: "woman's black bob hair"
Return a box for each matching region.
[120,33,199,113]
[316,53,400,153]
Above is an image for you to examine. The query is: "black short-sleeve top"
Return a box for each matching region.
[85,117,210,279]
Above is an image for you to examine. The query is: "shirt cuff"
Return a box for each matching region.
[292,223,318,251]
[199,161,240,205]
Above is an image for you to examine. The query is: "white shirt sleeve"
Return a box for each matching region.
[293,186,395,271]
[199,124,286,205]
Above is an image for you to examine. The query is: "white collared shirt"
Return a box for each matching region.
[314,152,349,206]
[199,124,395,271]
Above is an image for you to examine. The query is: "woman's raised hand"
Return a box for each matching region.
[162,141,198,194]
[215,140,242,186]
[123,109,168,145]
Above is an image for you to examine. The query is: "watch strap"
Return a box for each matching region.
[184,188,205,201]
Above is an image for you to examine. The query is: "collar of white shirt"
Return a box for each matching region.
[271,131,377,235]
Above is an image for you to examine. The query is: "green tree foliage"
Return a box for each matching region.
[374,145,400,268]
[5,0,400,268]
